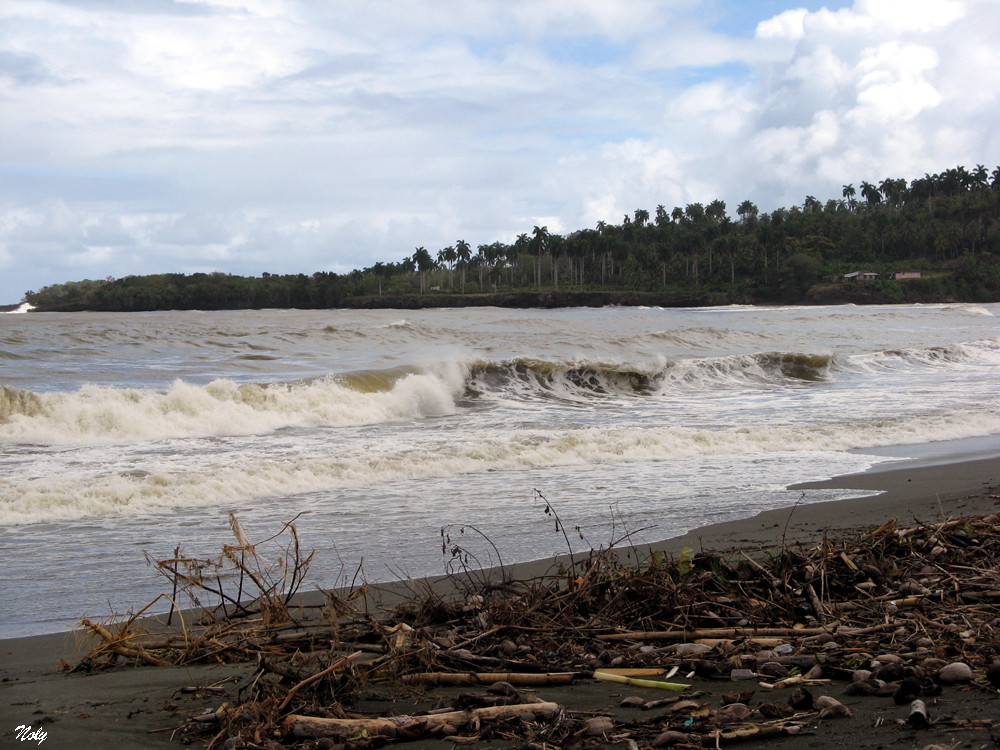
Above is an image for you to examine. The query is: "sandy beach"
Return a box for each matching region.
[2,448,999,749]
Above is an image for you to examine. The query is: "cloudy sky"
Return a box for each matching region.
[2,0,999,304]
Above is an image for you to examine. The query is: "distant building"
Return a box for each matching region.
[843,271,879,282]
[890,270,922,280]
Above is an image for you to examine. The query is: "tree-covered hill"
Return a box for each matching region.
[25,164,1000,311]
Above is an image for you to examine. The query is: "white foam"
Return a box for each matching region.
[0,363,467,446]
[3,302,35,314]
[956,305,994,316]
[4,407,999,526]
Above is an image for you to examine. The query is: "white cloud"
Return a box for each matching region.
[857,0,964,32]
[756,8,809,40]
[669,80,756,138]
[851,43,941,123]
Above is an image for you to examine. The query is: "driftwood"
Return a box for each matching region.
[710,722,810,744]
[73,502,1000,748]
[597,623,895,642]
[593,667,670,677]
[906,699,930,728]
[79,617,171,667]
[401,671,575,686]
[596,627,831,642]
[281,701,562,740]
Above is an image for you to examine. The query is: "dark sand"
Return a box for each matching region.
[2,450,999,749]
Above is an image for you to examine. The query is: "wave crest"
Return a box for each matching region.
[0,385,44,422]
[0,365,466,445]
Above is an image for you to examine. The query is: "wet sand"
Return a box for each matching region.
[2,451,998,749]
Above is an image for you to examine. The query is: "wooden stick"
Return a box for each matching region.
[596,627,829,642]
[590,668,668,677]
[714,722,809,743]
[282,702,561,740]
[277,650,362,711]
[400,672,575,686]
[804,583,826,623]
[596,622,895,642]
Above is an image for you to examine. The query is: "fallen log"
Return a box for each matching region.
[281,701,562,740]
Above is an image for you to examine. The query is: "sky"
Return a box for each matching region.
[2,0,1000,304]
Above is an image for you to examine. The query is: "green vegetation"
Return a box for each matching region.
[25,164,1000,311]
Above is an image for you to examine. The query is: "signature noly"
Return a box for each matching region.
[13,724,47,744]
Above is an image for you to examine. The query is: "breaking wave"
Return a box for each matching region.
[0,364,466,445]
[2,339,996,446]
[3,303,34,314]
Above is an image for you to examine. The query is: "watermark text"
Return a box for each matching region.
[13,724,47,744]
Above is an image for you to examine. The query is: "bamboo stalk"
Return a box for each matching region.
[592,671,689,691]
[591,668,668,677]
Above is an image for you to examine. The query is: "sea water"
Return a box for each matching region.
[2,303,999,637]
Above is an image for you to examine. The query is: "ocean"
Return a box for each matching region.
[2,303,999,638]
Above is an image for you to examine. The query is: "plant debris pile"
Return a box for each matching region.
[72,505,1000,749]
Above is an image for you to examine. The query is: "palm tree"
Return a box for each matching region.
[549,233,564,289]
[860,181,882,207]
[685,203,705,225]
[412,246,433,293]
[973,164,989,190]
[956,165,973,192]
[842,184,856,211]
[511,233,529,285]
[634,208,650,227]
[531,225,549,289]
[882,178,908,210]
[737,200,758,224]
[371,261,387,295]
[706,199,727,223]
[455,239,471,293]
[437,246,456,288]
[476,243,488,290]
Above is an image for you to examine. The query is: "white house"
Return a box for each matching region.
[843,271,879,282]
